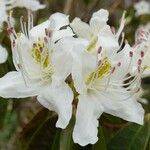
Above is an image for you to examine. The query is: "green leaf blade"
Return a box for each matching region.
[108,117,150,150]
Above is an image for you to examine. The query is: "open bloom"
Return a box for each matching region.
[0,0,45,28]
[52,10,144,146]
[72,45,144,146]
[0,12,74,129]
[134,1,150,16]
[70,9,126,55]
[0,45,8,64]
[54,36,144,146]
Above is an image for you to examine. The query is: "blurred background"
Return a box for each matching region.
[0,0,149,149]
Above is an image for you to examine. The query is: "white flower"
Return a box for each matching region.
[5,0,45,11]
[54,37,144,146]
[0,0,45,28]
[0,45,8,64]
[0,12,74,129]
[134,1,150,16]
[70,9,126,55]
[53,10,144,146]
[133,23,150,77]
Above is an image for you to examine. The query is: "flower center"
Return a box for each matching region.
[85,58,112,85]
[32,40,54,80]
[32,40,49,68]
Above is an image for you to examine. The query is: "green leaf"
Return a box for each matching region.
[51,129,61,150]
[20,108,59,150]
[108,115,150,150]
[59,116,76,150]
[92,126,107,150]
[0,109,17,142]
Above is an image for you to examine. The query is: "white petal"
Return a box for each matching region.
[71,44,97,93]
[53,37,88,80]
[110,43,132,79]
[97,25,119,56]
[9,0,45,11]
[14,34,42,82]
[52,27,74,42]
[0,1,7,28]
[70,17,93,40]
[142,50,150,77]
[49,13,69,30]
[90,9,109,34]
[92,9,109,20]
[0,45,8,63]
[99,91,144,125]
[73,94,104,146]
[29,20,50,41]
[37,80,73,129]
[0,71,38,98]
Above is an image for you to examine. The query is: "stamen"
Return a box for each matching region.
[27,10,33,34]
[45,28,48,36]
[129,51,133,57]
[97,60,101,66]
[118,32,125,50]
[48,30,53,38]
[117,62,121,67]
[12,40,15,47]
[7,11,18,40]
[111,67,116,74]
[116,11,126,40]
[111,26,116,34]
[138,59,142,66]
[20,16,25,35]
[17,64,22,69]
[140,51,144,58]
[97,46,102,54]
[23,21,28,37]
[44,37,48,43]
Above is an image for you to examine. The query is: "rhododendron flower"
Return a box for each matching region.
[0,45,8,64]
[0,12,74,129]
[70,9,126,55]
[0,6,146,147]
[50,9,145,146]
[54,36,144,146]
[134,1,150,16]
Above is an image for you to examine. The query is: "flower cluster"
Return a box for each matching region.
[0,9,149,146]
